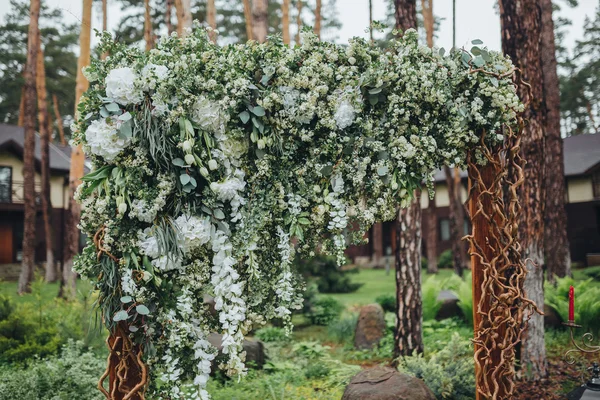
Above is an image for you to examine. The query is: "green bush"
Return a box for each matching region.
[422,276,443,320]
[583,266,600,281]
[399,333,475,400]
[327,314,358,344]
[375,294,396,313]
[438,249,453,269]
[305,297,344,326]
[454,272,473,326]
[254,327,287,343]
[545,276,600,334]
[0,340,105,400]
[296,255,363,293]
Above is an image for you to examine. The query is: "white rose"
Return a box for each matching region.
[105,67,143,105]
[85,118,131,161]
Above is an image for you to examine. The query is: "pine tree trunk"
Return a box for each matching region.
[36,33,55,283]
[393,0,422,360]
[421,0,433,48]
[369,0,373,41]
[52,94,66,145]
[252,0,268,44]
[394,189,424,358]
[175,0,192,37]
[372,223,383,267]
[166,0,174,35]
[426,196,438,274]
[295,0,302,45]
[101,0,108,60]
[282,0,290,45]
[445,165,466,276]
[60,0,92,299]
[539,0,571,282]
[207,0,216,42]
[499,0,548,381]
[243,0,253,41]
[314,0,321,39]
[144,0,154,50]
[19,0,40,295]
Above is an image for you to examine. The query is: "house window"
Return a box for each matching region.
[439,218,450,241]
[0,166,11,203]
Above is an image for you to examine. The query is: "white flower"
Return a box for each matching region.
[140,63,169,91]
[174,214,212,253]
[85,118,130,161]
[199,167,209,177]
[334,100,355,129]
[182,140,193,152]
[185,154,196,165]
[105,67,143,105]
[191,96,222,133]
[208,159,218,170]
[118,202,128,214]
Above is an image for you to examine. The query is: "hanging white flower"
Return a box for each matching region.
[84,118,130,161]
[105,67,143,105]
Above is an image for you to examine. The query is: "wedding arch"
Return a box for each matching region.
[74,26,532,400]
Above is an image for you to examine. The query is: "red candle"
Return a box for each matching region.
[568,285,575,322]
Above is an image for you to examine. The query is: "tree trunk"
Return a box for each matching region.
[207,0,216,42]
[314,0,322,39]
[426,196,438,274]
[36,33,55,283]
[282,0,290,45]
[372,223,383,267]
[392,0,422,361]
[452,0,456,48]
[60,0,92,299]
[421,0,433,48]
[101,0,108,60]
[166,0,174,35]
[394,189,424,359]
[175,0,192,37]
[394,0,417,33]
[445,165,466,276]
[18,87,25,127]
[539,0,571,282]
[242,0,253,41]
[144,0,154,50]
[52,94,66,145]
[295,0,302,45]
[252,0,268,44]
[19,0,40,295]
[369,0,373,41]
[499,0,548,381]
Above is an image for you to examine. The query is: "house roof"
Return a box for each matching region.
[0,123,80,174]
[433,133,600,182]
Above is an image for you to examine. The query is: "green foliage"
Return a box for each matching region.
[583,266,600,281]
[422,319,473,353]
[375,293,396,313]
[296,255,364,294]
[0,295,14,321]
[422,276,443,321]
[437,249,453,269]
[454,272,473,326]
[399,333,475,400]
[305,297,344,326]
[255,327,288,343]
[326,314,357,345]
[545,276,600,334]
[0,340,105,400]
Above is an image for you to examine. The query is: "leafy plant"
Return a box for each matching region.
[454,272,473,326]
[438,249,453,269]
[422,276,443,321]
[255,327,287,343]
[545,277,600,334]
[295,255,364,294]
[582,266,600,281]
[327,314,358,344]
[305,297,344,326]
[375,294,396,313]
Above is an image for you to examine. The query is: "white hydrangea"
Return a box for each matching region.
[191,96,222,133]
[174,214,212,253]
[85,118,130,161]
[105,67,143,105]
[334,100,355,129]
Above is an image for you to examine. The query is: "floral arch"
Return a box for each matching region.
[74,26,530,400]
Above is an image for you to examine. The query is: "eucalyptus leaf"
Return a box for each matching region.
[213,209,225,219]
[377,166,389,176]
[321,165,333,176]
[172,158,185,167]
[471,39,483,45]
[239,111,250,124]
[100,108,110,118]
[120,296,133,303]
[256,148,266,159]
[113,310,129,322]
[129,326,139,332]
[119,112,132,122]
[136,305,150,315]
[439,48,446,57]
[105,103,120,112]
[252,106,266,117]
[180,174,191,185]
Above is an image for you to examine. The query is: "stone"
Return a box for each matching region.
[544,304,562,329]
[435,290,463,320]
[342,366,436,400]
[354,303,386,350]
[203,294,217,316]
[207,333,266,370]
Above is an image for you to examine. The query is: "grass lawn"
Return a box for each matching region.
[323,268,456,308]
[0,278,95,305]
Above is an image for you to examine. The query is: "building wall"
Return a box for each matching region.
[567,177,594,203]
[0,151,68,209]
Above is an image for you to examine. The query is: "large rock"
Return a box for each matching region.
[354,304,386,350]
[342,367,436,400]
[207,333,266,370]
[435,290,463,320]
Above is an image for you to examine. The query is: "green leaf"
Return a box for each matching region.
[439,47,446,57]
[368,87,382,95]
[100,108,110,118]
[252,116,264,133]
[129,326,139,332]
[239,111,251,124]
[113,310,128,322]
[481,49,492,62]
[369,95,379,105]
[172,158,185,167]
[256,148,266,159]
[473,56,485,68]
[189,177,197,187]
[298,217,310,225]
[105,103,120,112]
[377,166,388,176]
[119,120,132,139]
[213,209,225,219]
[120,296,133,303]
[471,39,483,45]
[252,106,266,117]
[184,119,194,136]
[180,174,191,185]
[321,165,333,176]
[81,166,111,182]
[136,305,150,315]
[461,52,471,66]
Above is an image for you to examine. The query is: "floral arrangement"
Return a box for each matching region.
[73,25,522,399]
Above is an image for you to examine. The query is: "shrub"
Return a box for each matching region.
[454,272,473,326]
[438,249,453,269]
[545,277,600,334]
[0,340,105,400]
[296,255,363,293]
[301,282,319,314]
[327,314,358,344]
[254,327,287,343]
[305,297,344,326]
[399,333,475,400]
[583,266,600,281]
[375,294,396,313]
[422,276,443,320]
